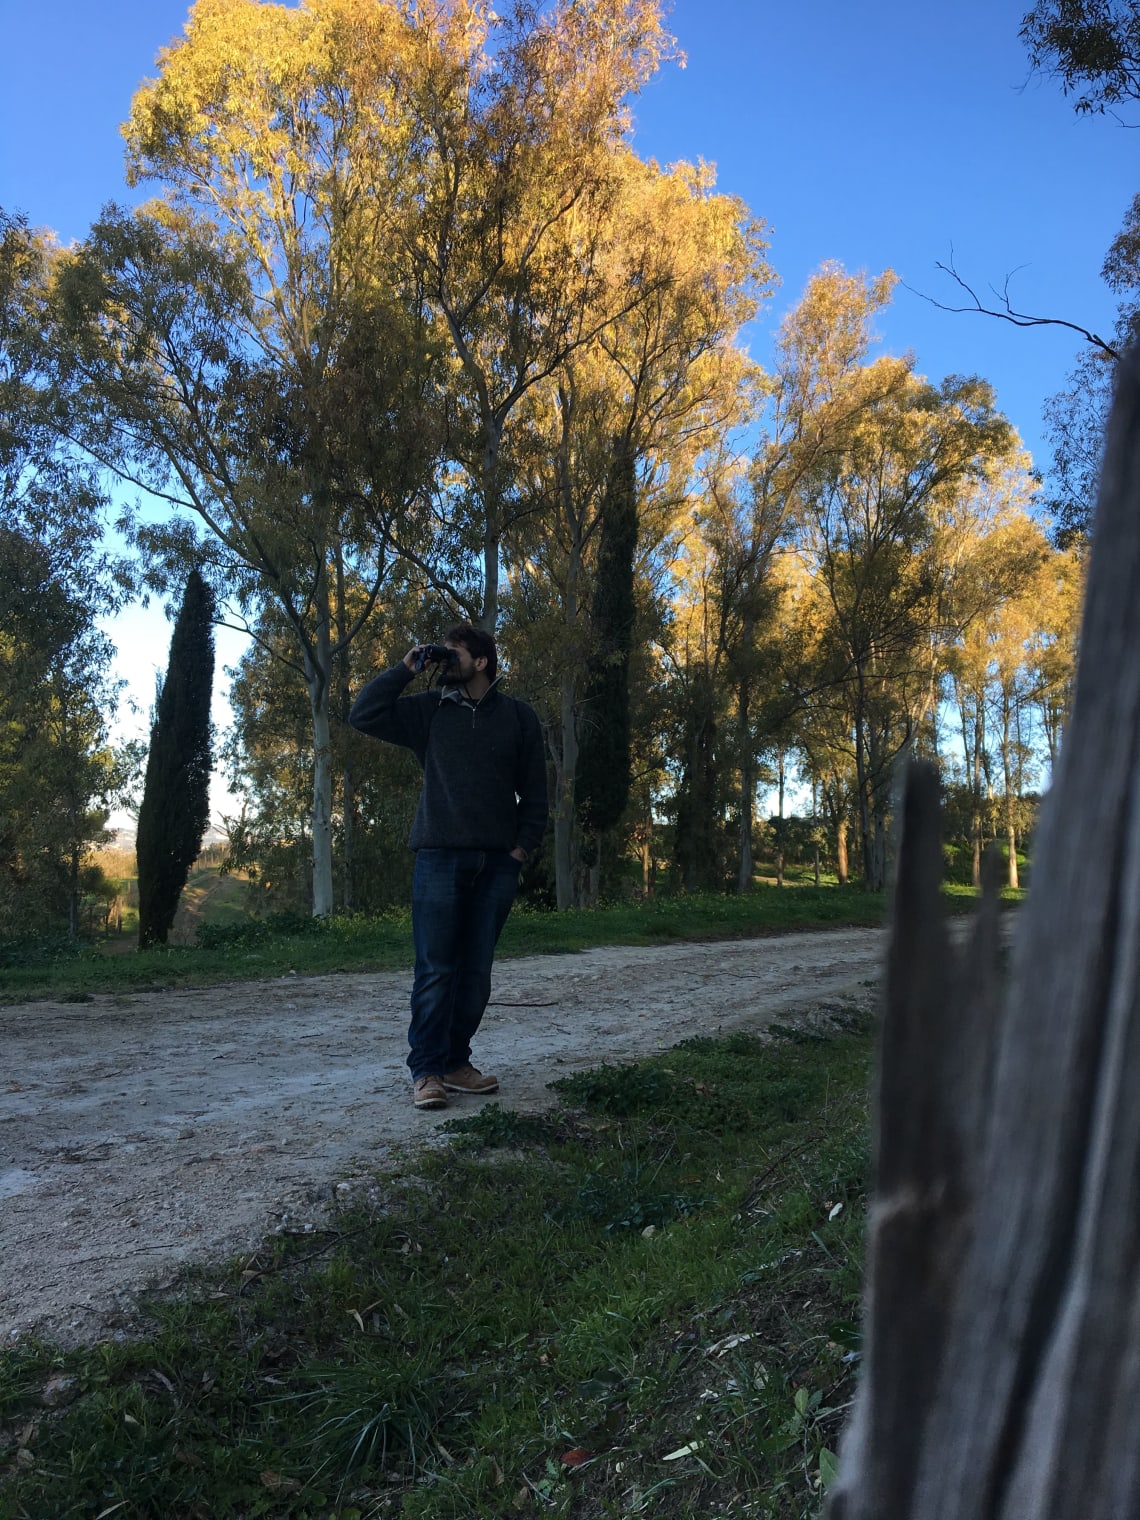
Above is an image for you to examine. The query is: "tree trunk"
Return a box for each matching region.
[1039,690,1062,769]
[775,745,785,889]
[738,788,755,891]
[866,705,893,893]
[836,815,849,886]
[872,798,887,893]
[737,629,754,894]
[677,676,719,894]
[1002,695,1019,891]
[68,837,80,945]
[478,416,504,631]
[554,673,578,910]
[971,702,985,889]
[342,764,356,912]
[334,541,355,913]
[305,567,335,918]
[854,705,876,892]
[481,522,501,633]
[554,431,583,911]
[308,689,334,918]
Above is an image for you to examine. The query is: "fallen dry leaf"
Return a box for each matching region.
[260,1469,302,1494]
[662,1441,701,1461]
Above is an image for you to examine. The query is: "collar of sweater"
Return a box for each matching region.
[438,672,503,710]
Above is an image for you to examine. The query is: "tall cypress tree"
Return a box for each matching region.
[576,438,638,837]
[672,668,722,893]
[136,569,215,947]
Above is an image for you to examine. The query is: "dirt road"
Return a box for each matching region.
[0,928,885,1346]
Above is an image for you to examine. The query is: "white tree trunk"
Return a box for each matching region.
[305,569,335,919]
[737,648,754,894]
[479,416,503,631]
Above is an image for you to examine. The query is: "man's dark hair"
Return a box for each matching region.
[445,623,497,679]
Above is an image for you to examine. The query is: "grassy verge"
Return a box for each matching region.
[0,882,1018,1003]
[0,1003,874,1519]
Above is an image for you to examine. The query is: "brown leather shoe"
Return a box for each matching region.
[413,1075,448,1110]
[442,1064,499,1095]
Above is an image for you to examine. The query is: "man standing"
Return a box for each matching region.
[349,625,549,1110]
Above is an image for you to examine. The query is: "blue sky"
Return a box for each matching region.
[1,0,1134,821]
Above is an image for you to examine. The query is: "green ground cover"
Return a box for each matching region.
[0,882,1017,1003]
[0,1002,875,1519]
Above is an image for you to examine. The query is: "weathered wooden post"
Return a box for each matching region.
[829,345,1140,1519]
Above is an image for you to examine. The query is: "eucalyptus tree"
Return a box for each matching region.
[0,527,126,941]
[797,364,1022,890]
[222,563,452,912]
[662,451,788,893]
[1,212,107,553]
[1021,0,1140,115]
[1042,193,1140,546]
[661,265,901,893]
[0,210,129,940]
[504,155,770,904]
[574,439,638,854]
[749,268,1043,891]
[57,0,743,916]
[1024,543,1084,765]
[394,0,681,630]
[941,511,1053,885]
[1016,0,1140,546]
[57,0,443,917]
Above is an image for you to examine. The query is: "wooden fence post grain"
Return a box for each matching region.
[828,345,1140,1520]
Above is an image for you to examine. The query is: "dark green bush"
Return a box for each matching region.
[0,934,80,969]
[195,909,330,949]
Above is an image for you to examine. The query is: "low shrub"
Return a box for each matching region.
[0,934,80,969]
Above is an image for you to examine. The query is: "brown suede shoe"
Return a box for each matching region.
[442,1064,499,1095]
[413,1075,448,1110]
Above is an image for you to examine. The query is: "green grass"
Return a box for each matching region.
[0,1002,875,1519]
[0,881,1020,1003]
[171,868,252,939]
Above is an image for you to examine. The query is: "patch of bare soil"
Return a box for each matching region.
[169,869,251,946]
[0,928,885,1348]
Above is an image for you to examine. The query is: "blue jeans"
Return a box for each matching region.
[408,848,523,1079]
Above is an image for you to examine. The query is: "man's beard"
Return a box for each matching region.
[437,667,466,686]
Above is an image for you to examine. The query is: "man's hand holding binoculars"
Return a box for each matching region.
[403,643,460,674]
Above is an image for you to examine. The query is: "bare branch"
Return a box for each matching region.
[214,615,306,681]
[906,258,1121,360]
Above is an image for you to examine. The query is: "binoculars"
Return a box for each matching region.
[412,644,459,672]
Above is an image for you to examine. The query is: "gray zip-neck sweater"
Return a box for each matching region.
[349,663,549,855]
